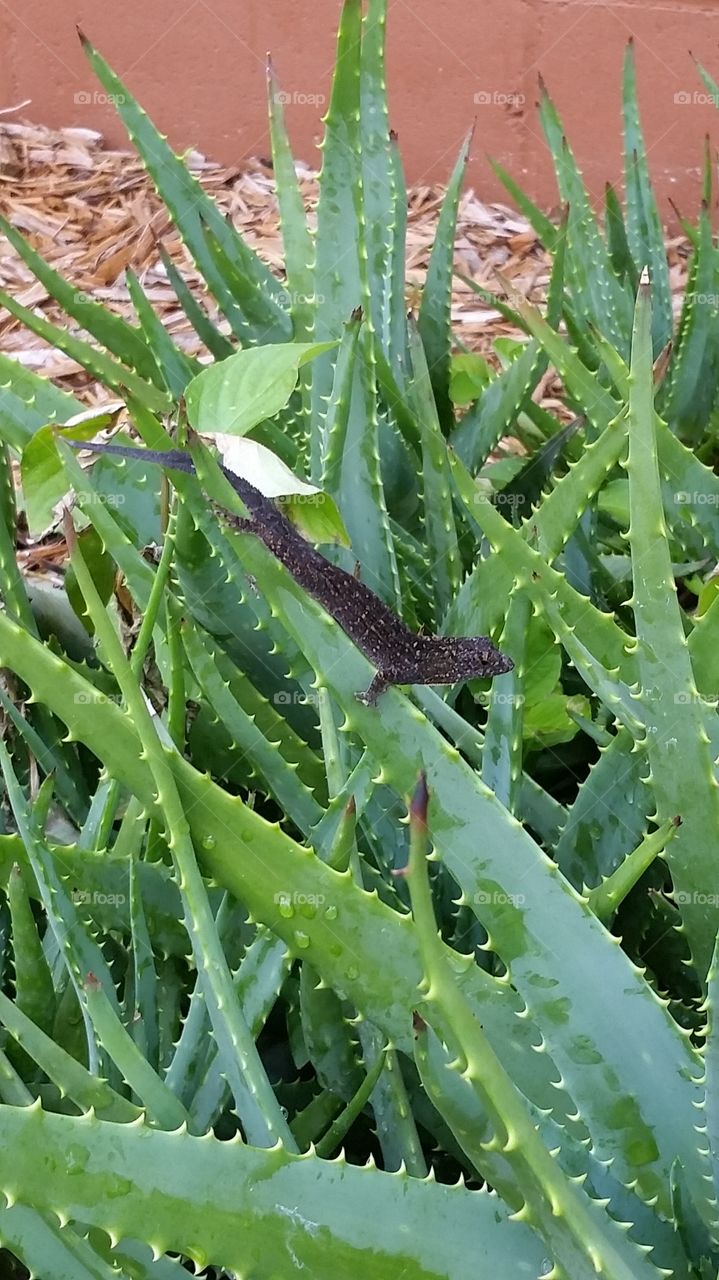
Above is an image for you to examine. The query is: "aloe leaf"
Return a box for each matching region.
[320,323,401,605]
[157,243,235,361]
[125,269,200,398]
[0,286,169,413]
[658,423,719,557]
[416,1023,689,1277]
[415,687,566,846]
[450,229,566,469]
[490,158,558,246]
[194,641,326,800]
[359,0,395,358]
[704,930,719,1203]
[538,77,633,351]
[588,818,679,925]
[622,42,672,351]
[0,353,83,450]
[625,272,719,978]
[0,748,119,1020]
[387,137,409,378]
[7,861,54,1034]
[128,853,159,1071]
[450,455,641,728]
[0,834,187,957]
[213,530,711,1223]
[690,590,719,698]
[604,182,639,289]
[0,1103,548,1279]
[310,0,366,481]
[66,508,296,1151]
[406,320,461,614]
[314,1044,387,1158]
[417,131,471,431]
[0,1204,127,1280]
[0,673,88,827]
[404,780,663,1280]
[0,213,163,386]
[267,60,315,344]
[662,201,719,443]
[481,593,529,811]
[299,964,363,1101]
[83,974,189,1131]
[553,729,651,889]
[180,606,323,834]
[80,33,291,345]
[0,611,574,1136]
[179,927,290,1125]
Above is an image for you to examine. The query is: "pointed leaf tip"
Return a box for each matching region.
[410,771,429,827]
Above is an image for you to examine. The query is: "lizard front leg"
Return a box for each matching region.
[355,671,390,706]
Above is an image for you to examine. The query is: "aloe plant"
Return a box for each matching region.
[0,3,716,1277]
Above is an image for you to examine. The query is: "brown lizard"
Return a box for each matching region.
[68,440,513,704]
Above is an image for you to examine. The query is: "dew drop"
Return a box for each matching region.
[345,964,359,981]
[324,905,338,921]
[201,835,216,851]
[278,901,295,919]
[294,930,311,950]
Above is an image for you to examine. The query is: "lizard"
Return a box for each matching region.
[67,439,514,704]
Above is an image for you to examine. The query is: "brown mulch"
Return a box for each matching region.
[0,118,692,412]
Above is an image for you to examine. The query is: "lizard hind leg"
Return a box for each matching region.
[211,501,257,535]
[355,671,389,707]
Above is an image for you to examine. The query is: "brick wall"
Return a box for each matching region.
[3,0,717,216]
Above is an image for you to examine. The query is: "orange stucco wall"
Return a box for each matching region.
[3,0,718,216]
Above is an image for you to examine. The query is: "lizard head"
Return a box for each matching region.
[419,635,514,685]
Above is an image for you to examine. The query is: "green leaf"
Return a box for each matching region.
[80,32,291,345]
[449,352,491,406]
[622,42,672,351]
[417,131,471,431]
[625,271,719,979]
[185,342,336,437]
[0,214,164,387]
[20,410,121,535]
[0,1103,547,1279]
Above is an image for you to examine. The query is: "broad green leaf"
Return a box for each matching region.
[185,342,336,437]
